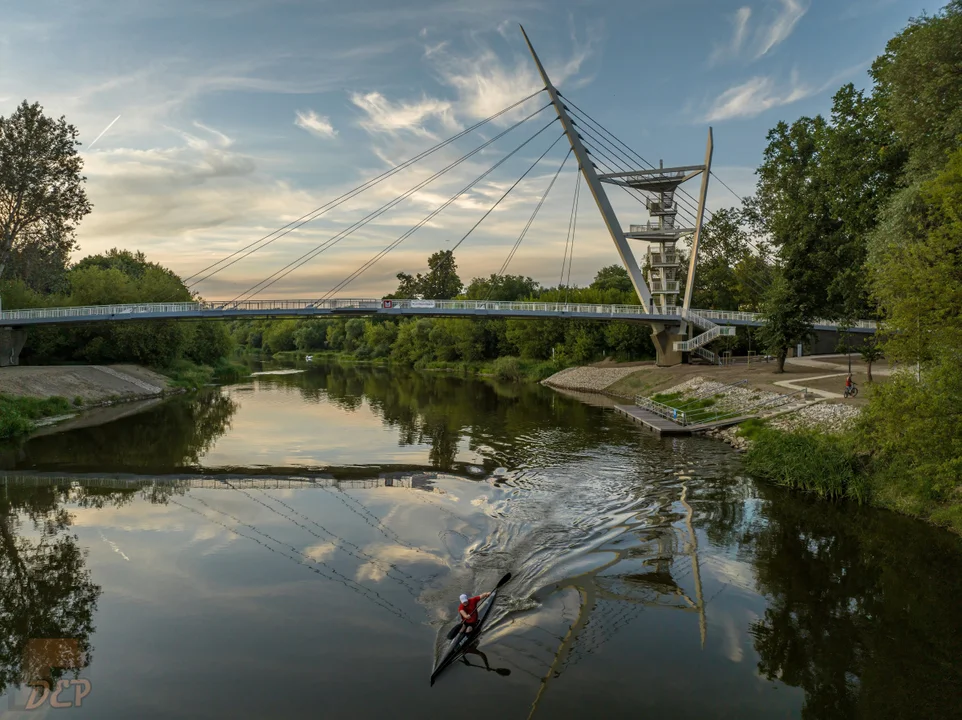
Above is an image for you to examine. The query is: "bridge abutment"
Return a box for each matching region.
[0,328,26,367]
[651,324,684,367]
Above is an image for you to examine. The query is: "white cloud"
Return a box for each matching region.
[193,120,233,147]
[708,0,808,65]
[423,41,448,59]
[295,110,338,139]
[350,91,456,138]
[754,0,808,59]
[703,72,812,122]
[709,7,752,66]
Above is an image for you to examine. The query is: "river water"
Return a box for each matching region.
[1,361,961,719]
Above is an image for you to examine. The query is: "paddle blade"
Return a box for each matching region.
[495,572,512,589]
[495,668,511,676]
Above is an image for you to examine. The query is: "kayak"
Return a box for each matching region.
[430,572,511,686]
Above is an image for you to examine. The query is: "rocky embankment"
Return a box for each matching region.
[541,366,641,394]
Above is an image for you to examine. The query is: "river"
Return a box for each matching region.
[1,360,960,719]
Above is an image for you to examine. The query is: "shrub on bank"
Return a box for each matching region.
[0,394,72,439]
[745,427,867,502]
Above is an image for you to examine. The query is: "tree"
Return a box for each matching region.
[463,274,539,301]
[870,1,962,181]
[389,250,462,299]
[590,265,635,295]
[858,339,884,383]
[756,272,814,373]
[419,250,462,299]
[0,101,91,282]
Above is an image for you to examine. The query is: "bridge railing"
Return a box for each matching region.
[0,298,878,331]
[0,302,202,322]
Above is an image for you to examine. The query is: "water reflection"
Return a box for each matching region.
[0,362,959,719]
[0,484,112,696]
[727,485,962,719]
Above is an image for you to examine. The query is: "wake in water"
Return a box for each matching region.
[422,438,731,689]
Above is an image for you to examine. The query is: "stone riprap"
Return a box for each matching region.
[541,366,641,393]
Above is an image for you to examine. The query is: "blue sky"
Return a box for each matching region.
[0,0,933,299]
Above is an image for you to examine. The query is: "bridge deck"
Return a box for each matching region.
[614,405,691,436]
[0,298,878,332]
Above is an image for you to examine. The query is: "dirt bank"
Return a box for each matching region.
[0,365,174,404]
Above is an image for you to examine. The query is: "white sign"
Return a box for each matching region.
[410,300,436,309]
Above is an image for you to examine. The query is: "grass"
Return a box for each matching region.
[744,427,866,502]
[606,370,654,398]
[649,391,722,424]
[0,394,73,439]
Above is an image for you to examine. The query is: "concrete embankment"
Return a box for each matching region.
[0,365,172,404]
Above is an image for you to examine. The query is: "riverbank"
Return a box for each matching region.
[543,361,961,535]
[0,365,174,439]
[0,361,248,440]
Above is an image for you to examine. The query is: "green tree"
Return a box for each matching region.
[419,250,462,299]
[389,250,463,300]
[184,321,234,366]
[590,265,635,295]
[756,272,813,373]
[463,274,539,301]
[293,319,332,351]
[0,101,90,284]
[870,1,962,180]
[262,319,298,353]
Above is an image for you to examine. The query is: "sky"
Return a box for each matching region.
[0,0,936,300]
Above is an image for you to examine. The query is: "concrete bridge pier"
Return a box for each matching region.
[0,328,26,367]
[651,323,684,367]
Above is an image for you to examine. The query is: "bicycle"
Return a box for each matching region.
[843,383,859,398]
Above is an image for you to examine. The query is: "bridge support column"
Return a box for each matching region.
[0,328,26,367]
[651,324,684,367]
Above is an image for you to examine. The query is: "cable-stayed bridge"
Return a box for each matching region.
[0,27,876,367]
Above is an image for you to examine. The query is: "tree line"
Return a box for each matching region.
[230,252,659,368]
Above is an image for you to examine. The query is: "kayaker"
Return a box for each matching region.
[458,591,491,634]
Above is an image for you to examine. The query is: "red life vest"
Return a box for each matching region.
[458,596,481,624]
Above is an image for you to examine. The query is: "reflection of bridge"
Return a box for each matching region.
[0,472,455,492]
[0,26,876,367]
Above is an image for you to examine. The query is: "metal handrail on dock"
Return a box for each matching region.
[634,395,688,425]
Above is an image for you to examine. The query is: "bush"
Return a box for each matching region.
[0,394,72,439]
[745,428,867,502]
[492,356,522,382]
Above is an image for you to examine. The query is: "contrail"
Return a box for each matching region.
[88,114,121,148]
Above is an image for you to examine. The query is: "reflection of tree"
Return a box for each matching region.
[0,484,123,695]
[710,484,962,719]
[1,391,238,472]
[259,362,636,472]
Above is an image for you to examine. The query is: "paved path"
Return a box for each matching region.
[773,372,847,399]
[786,354,891,377]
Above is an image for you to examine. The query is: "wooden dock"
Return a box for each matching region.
[614,405,691,436]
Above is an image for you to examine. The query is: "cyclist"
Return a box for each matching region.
[844,375,855,397]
